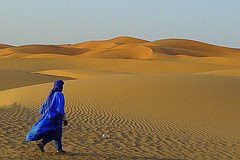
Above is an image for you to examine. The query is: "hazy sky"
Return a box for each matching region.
[0,0,239,47]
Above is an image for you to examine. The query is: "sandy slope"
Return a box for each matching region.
[0,44,13,49]
[148,39,240,57]
[196,69,240,76]
[79,44,153,59]
[11,45,89,56]
[0,72,240,159]
[0,37,240,159]
[70,41,118,49]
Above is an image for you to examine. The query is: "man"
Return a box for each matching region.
[25,80,68,154]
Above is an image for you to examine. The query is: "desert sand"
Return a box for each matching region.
[0,36,240,159]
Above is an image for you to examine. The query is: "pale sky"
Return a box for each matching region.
[0,0,239,47]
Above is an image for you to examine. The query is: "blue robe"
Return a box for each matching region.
[25,92,65,141]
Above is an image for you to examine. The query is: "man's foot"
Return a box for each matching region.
[56,150,66,154]
[37,142,45,152]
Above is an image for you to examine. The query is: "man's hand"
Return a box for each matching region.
[63,120,68,126]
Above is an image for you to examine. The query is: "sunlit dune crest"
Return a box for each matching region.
[70,41,117,49]
[109,36,149,44]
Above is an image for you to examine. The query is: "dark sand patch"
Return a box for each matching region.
[0,69,74,91]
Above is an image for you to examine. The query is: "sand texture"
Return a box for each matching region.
[0,37,240,159]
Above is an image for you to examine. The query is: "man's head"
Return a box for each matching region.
[54,80,64,92]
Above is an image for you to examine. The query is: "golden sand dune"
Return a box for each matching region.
[63,36,147,49]
[66,36,150,59]
[0,44,13,49]
[1,37,240,59]
[80,44,153,59]
[11,45,89,56]
[147,39,240,57]
[70,41,117,49]
[0,37,240,159]
[0,48,14,58]
[150,46,212,57]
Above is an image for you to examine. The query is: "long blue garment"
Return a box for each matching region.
[25,92,65,141]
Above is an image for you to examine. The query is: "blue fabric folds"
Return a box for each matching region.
[25,80,65,141]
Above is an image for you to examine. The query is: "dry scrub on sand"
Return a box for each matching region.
[0,36,240,159]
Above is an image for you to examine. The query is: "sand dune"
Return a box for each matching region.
[0,36,240,159]
[1,37,240,59]
[109,36,149,44]
[0,44,13,49]
[150,46,213,57]
[0,48,14,58]
[70,41,118,49]
[147,39,240,57]
[80,44,153,59]
[11,45,89,56]
[66,36,150,59]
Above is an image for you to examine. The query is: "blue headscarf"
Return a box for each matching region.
[41,80,64,115]
[48,80,64,99]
